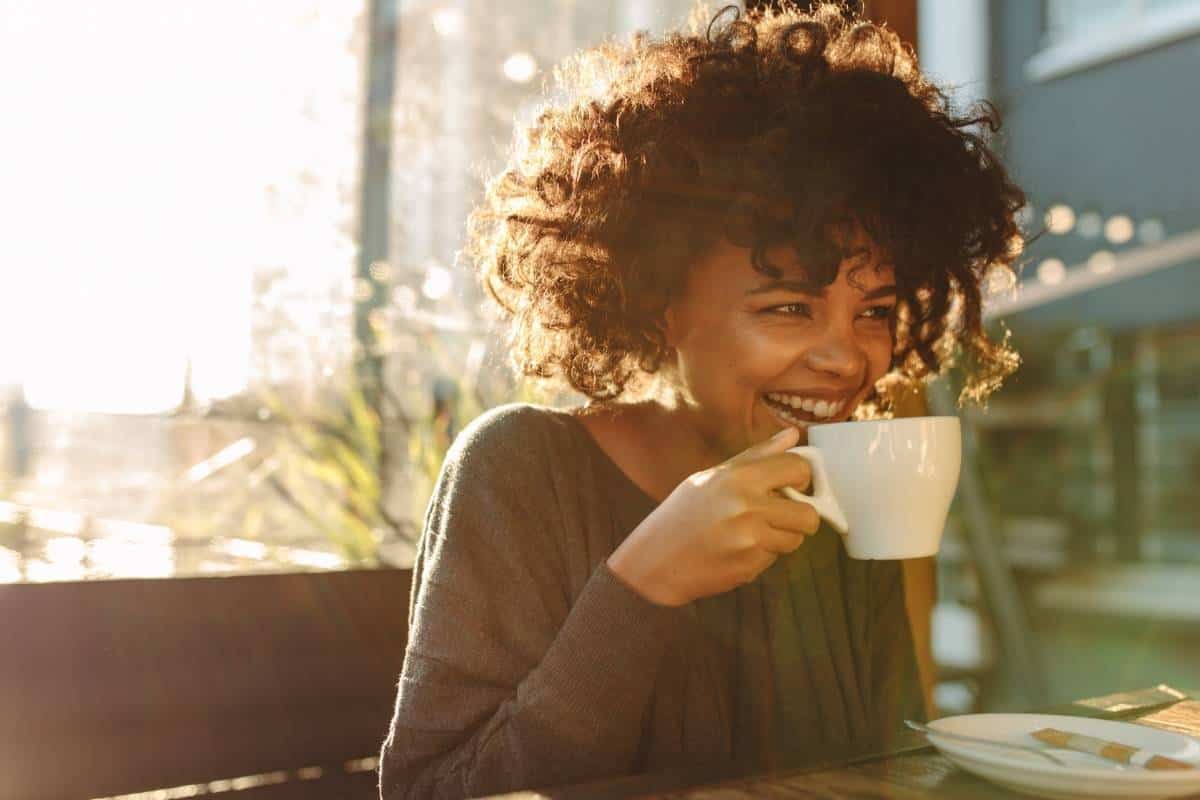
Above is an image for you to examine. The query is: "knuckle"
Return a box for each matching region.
[728,502,759,526]
[730,516,762,548]
[705,466,740,495]
[689,468,719,490]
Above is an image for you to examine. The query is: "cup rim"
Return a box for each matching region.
[808,415,960,432]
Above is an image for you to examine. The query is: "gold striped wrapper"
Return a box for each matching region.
[1031,727,1194,771]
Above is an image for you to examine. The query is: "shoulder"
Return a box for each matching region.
[450,403,578,464]
[438,403,586,493]
[423,404,583,555]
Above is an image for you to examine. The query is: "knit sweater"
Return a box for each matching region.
[379,404,923,799]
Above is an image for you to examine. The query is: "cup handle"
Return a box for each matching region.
[781,446,849,535]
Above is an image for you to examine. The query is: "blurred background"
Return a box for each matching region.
[1,0,1197,713]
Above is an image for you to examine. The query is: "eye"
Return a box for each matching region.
[860,304,895,321]
[766,302,813,317]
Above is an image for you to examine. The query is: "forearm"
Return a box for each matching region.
[382,562,685,800]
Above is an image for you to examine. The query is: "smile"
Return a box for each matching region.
[763,392,847,424]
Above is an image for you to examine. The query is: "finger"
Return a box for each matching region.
[735,451,813,493]
[728,426,799,465]
[759,496,822,535]
[758,523,808,555]
[737,549,779,585]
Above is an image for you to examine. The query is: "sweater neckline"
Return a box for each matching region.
[558,408,661,511]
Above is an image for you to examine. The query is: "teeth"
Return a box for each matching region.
[765,393,846,420]
[769,402,808,426]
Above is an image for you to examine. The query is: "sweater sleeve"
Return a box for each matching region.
[379,406,684,800]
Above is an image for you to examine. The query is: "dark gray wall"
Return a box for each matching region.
[986,1,1200,329]
[989,1,1200,266]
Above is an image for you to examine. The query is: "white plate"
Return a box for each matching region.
[925,713,1200,800]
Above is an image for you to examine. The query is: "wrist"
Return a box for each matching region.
[606,545,686,607]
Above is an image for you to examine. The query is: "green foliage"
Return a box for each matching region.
[402,339,549,527]
[260,342,552,566]
[260,372,400,566]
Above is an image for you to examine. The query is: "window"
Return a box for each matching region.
[1046,0,1140,43]
[1029,0,1200,81]
[1047,0,1198,42]
[0,0,700,583]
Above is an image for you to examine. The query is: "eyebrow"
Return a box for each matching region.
[746,280,899,300]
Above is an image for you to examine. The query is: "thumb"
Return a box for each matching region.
[732,426,799,463]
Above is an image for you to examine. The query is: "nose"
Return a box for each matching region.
[801,323,867,379]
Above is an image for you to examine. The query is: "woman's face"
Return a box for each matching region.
[664,234,897,457]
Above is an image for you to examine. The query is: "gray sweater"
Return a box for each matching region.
[379,404,923,799]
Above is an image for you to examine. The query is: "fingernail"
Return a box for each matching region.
[773,427,796,440]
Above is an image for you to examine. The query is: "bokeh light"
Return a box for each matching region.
[391,285,417,311]
[1087,250,1116,274]
[1105,214,1135,244]
[1037,258,1067,285]
[502,52,537,83]
[421,265,454,300]
[432,7,465,38]
[368,261,393,283]
[354,278,376,303]
[1045,204,1076,234]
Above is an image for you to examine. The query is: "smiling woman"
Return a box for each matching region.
[382,4,1027,798]
[664,233,898,458]
[471,10,1025,414]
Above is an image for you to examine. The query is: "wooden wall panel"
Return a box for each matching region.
[0,568,412,800]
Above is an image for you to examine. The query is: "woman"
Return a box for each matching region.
[380,4,1024,798]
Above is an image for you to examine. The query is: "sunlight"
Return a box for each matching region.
[0,1,362,413]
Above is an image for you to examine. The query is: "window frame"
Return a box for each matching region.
[1026,0,1200,82]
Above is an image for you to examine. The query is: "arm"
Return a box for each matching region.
[379,408,685,800]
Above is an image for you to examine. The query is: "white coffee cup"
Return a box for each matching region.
[781,416,962,560]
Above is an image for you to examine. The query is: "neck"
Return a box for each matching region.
[635,394,729,482]
[580,397,726,503]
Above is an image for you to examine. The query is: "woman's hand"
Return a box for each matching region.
[606,427,821,606]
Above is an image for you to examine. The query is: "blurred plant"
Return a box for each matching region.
[259,368,411,566]
[254,328,553,567]
[401,335,548,528]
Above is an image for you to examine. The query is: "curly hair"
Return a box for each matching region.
[467,1,1025,411]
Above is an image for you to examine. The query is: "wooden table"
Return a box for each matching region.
[512,686,1200,799]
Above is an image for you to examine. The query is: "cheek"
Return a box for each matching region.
[732,328,798,385]
[678,325,780,401]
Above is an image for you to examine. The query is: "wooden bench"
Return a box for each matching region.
[0,568,412,800]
